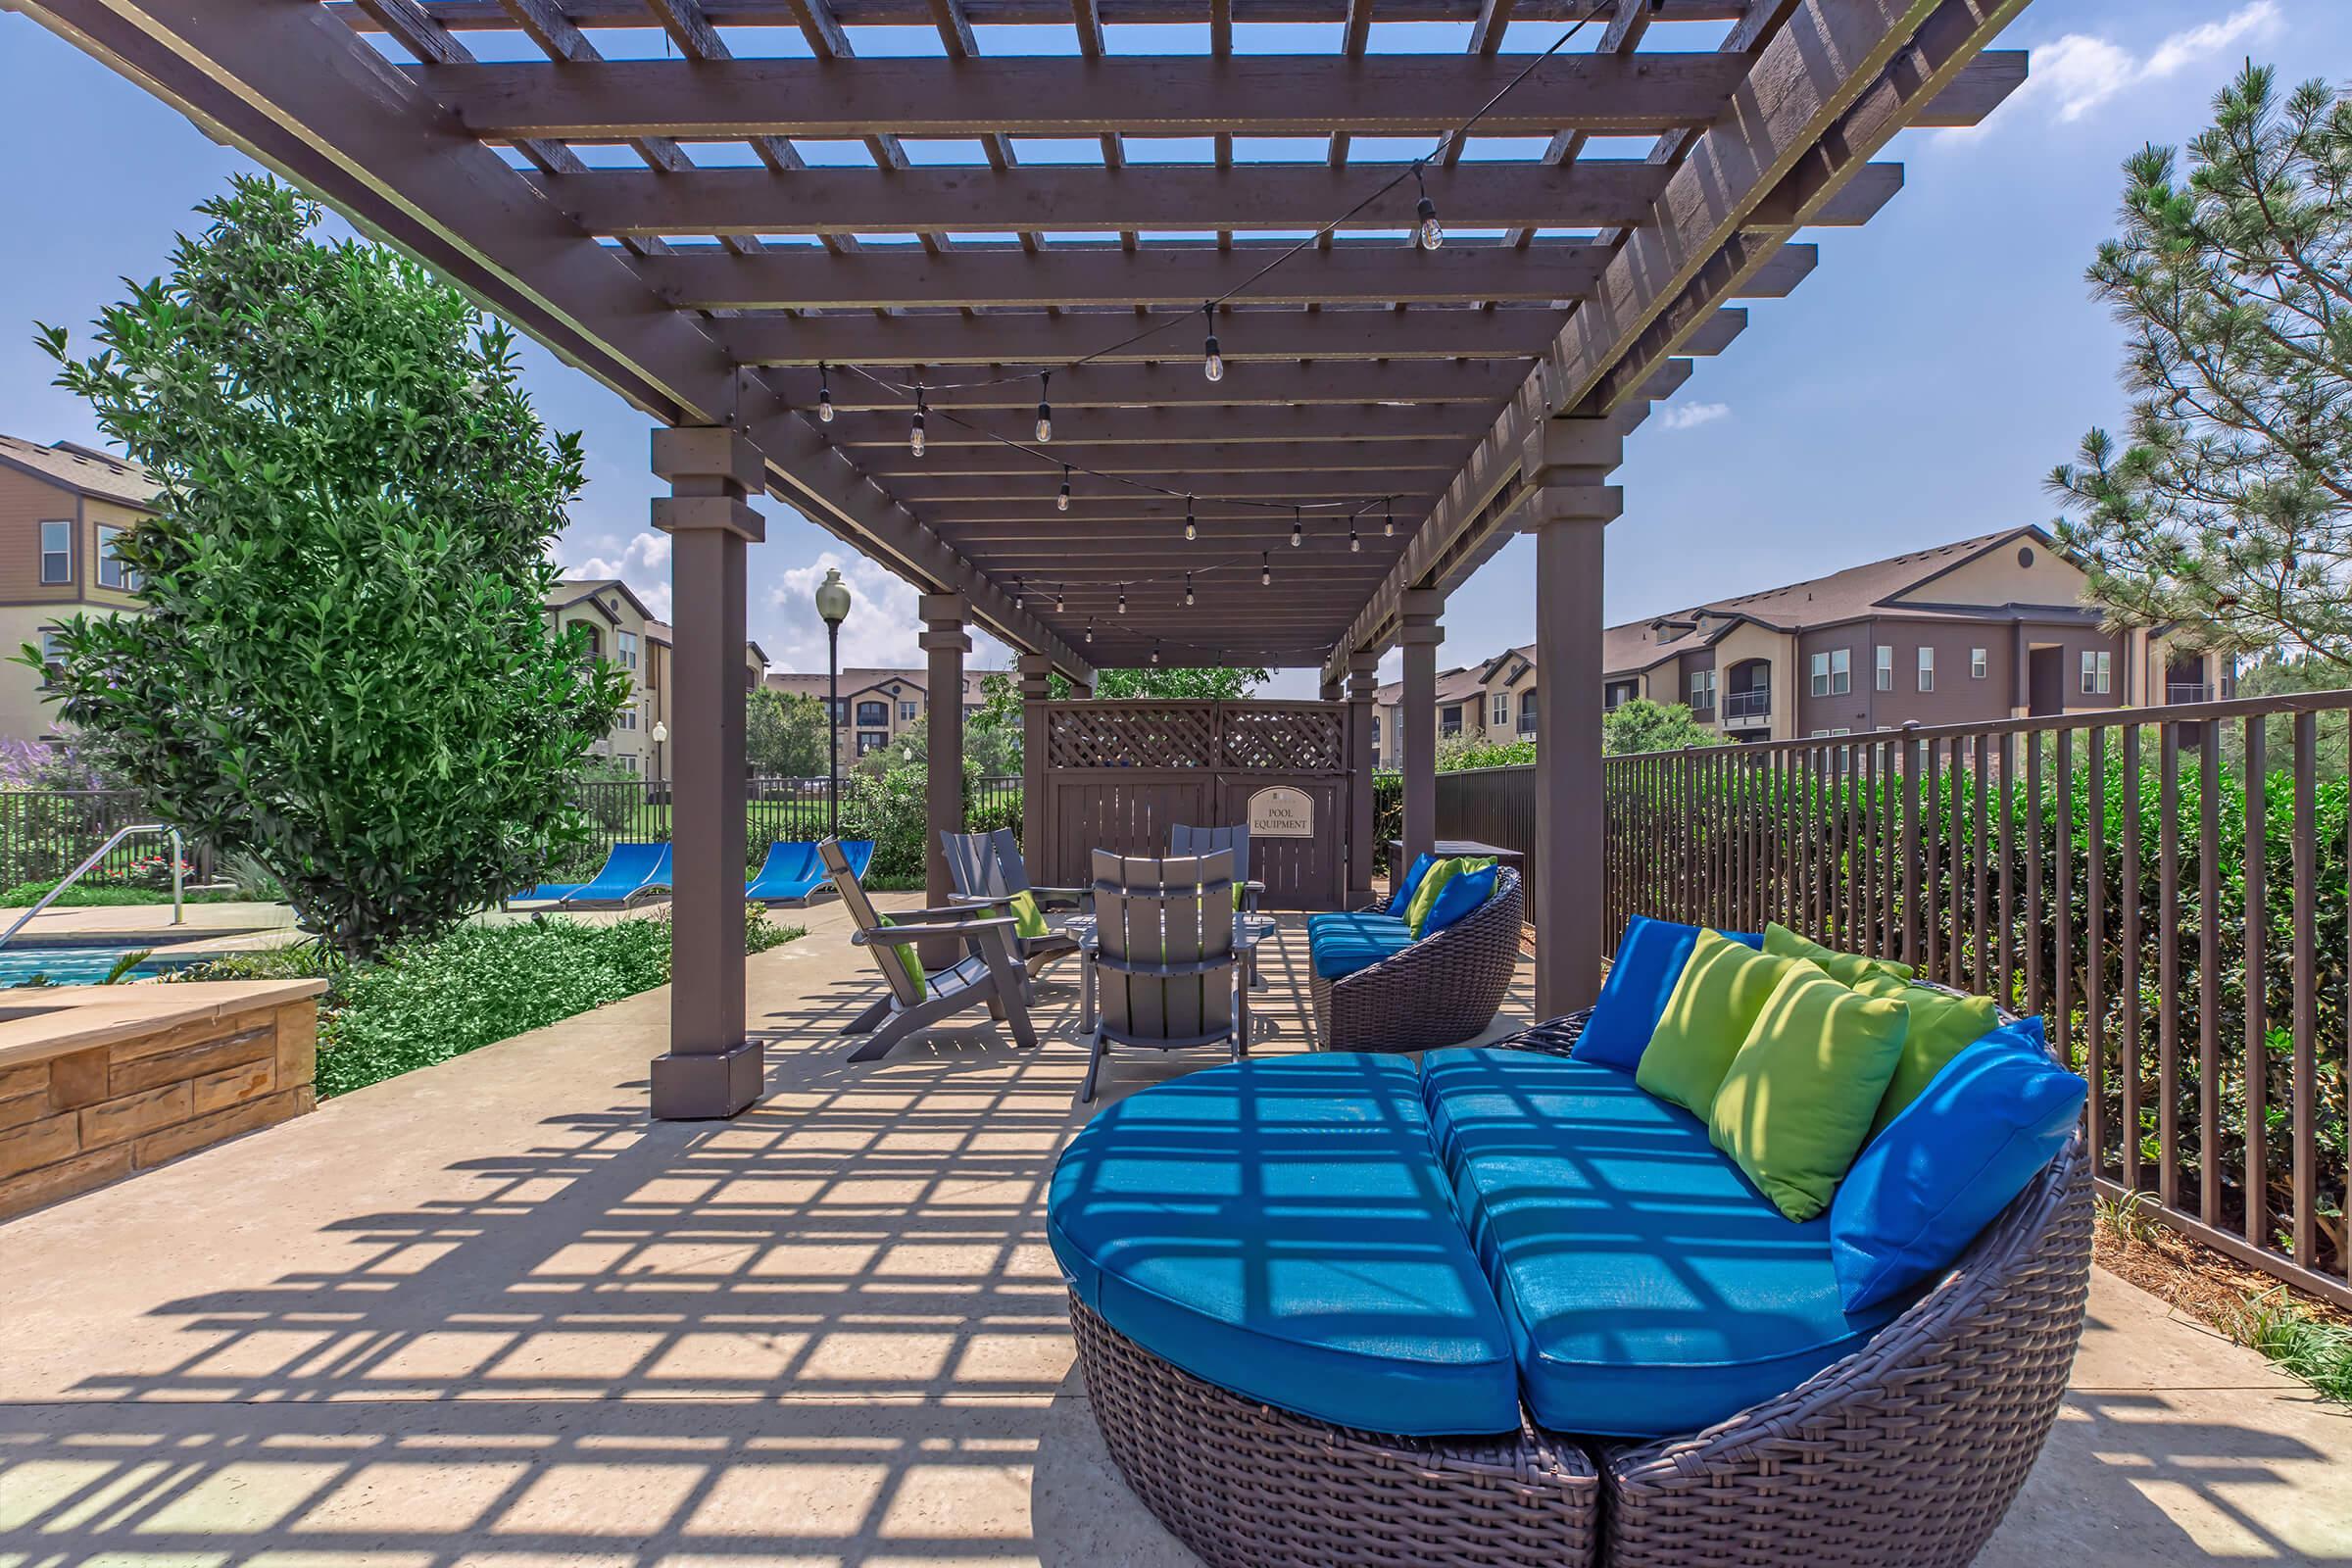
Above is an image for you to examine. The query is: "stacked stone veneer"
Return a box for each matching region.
[0,985,320,1221]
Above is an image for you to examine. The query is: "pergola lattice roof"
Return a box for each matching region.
[13,0,2030,678]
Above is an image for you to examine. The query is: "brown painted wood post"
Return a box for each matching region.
[649,425,764,1120]
[920,592,969,969]
[1347,651,1381,908]
[1018,653,1053,872]
[1398,590,1444,877]
[1524,416,1621,1019]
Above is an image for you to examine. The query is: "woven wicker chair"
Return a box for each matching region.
[1067,997,2092,1568]
[1309,866,1523,1053]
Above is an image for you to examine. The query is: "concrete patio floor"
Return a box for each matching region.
[0,895,2344,1567]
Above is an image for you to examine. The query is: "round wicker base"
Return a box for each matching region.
[1069,1297,1597,1568]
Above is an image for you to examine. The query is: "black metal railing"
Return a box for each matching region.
[1722,689,1771,719]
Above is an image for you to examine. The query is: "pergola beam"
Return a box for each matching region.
[822,404,1494,446]
[634,241,1819,310]
[428,52,1751,140]
[860,443,1460,476]
[344,0,1750,26]
[763,359,1529,410]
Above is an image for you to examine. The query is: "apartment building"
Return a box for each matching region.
[764,665,992,761]
[1374,526,2232,762]
[545,579,767,778]
[0,436,155,746]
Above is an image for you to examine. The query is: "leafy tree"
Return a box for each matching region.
[1436,734,1536,771]
[28,176,627,959]
[1602,698,1732,756]
[2050,64,2352,667]
[746,686,829,776]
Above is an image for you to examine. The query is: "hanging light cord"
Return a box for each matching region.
[822,0,1616,396]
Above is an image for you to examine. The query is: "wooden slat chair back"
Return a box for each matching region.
[1170,823,1257,911]
[1083,849,1240,1102]
[941,828,1087,977]
[819,836,1039,1060]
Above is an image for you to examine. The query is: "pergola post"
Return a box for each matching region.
[1319,675,1341,703]
[649,425,765,1120]
[1017,652,1054,877]
[920,593,970,969]
[1346,651,1382,908]
[1525,416,1622,1019]
[1398,589,1444,880]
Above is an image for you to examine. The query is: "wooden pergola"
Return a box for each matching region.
[11,0,2029,1115]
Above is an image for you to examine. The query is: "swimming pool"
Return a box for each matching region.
[0,940,205,988]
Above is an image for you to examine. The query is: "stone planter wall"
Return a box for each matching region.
[0,980,325,1221]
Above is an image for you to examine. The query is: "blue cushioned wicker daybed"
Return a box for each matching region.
[1052,919,2093,1568]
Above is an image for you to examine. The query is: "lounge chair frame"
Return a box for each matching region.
[1309,867,1524,1053]
[940,827,1086,977]
[820,837,1039,1064]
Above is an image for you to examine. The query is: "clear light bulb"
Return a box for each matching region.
[1290,509,1303,548]
[1118,590,1128,614]
[1203,335,1223,382]
[909,420,925,458]
[1185,498,1197,541]
[1260,554,1272,587]
[1057,466,1071,513]
[817,387,834,422]
[1416,194,1444,252]
[1385,501,1395,538]
[1350,526,1361,554]
[1151,644,1161,665]
[1185,573,1195,606]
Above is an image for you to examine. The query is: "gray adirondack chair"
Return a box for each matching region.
[1083,849,1243,1102]
[940,828,1086,976]
[820,837,1039,1063]
[1169,823,1261,911]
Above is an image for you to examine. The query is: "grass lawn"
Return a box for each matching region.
[0,881,251,907]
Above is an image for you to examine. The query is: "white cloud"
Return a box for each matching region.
[563,530,673,620]
[1656,401,1731,432]
[761,551,1014,676]
[2022,2,2279,123]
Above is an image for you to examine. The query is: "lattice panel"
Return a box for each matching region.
[1047,703,1220,770]
[1221,705,1347,773]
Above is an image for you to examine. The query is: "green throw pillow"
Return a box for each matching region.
[1636,929,1821,1118]
[1708,964,1911,1221]
[1404,857,1465,937]
[1007,890,1050,940]
[1232,880,1247,912]
[1851,973,2001,1141]
[1762,921,1916,986]
[873,912,927,998]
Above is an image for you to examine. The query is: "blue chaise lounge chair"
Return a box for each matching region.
[560,842,672,906]
[748,839,870,904]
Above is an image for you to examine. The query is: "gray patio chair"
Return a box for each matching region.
[1168,823,1260,911]
[940,828,1084,977]
[1083,849,1242,1103]
[819,837,1039,1064]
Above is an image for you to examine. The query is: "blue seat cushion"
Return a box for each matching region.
[1420,1048,1919,1440]
[1049,1054,1521,1438]
[1305,911,1416,980]
[1576,917,1762,1072]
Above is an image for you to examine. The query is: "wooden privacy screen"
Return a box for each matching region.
[1038,701,1351,909]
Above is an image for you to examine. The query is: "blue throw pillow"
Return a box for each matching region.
[1387,852,1439,916]
[1418,864,1497,937]
[1574,917,1762,1072]
[1830,1037,2084,1311]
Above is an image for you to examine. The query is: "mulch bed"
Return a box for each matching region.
[2093,1211,2350,1338]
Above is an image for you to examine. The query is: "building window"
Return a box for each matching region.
[856,730,887,755]
[96,525,138,591]
[2081,650,2112,695]
[1970,647,1987,679]
[1370,717,1381,751]
[617,707,636,730]
[829,699,848,725]
[1441,704,1463,737]
[899,700,917,723]
[39,520,72,585]
[1917,646,1935,692]
[1519,689,1537,734]
[615,630,637,670]
[1492,692,1509,727]
[1689,668,1716,710]
[1809,649,1849,697]
[1874,645,1893,691]
[35,628,64,687]
[857,700,887,727]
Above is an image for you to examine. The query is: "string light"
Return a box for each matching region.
[1290,507,1303,549]
[1260,553,1272,587]
[1035,373,1053,443]
[908,385,927,458]
[1085,617,1095,644]
[1385,499,1396,538]
[1350,514,1361,553]
[1118,588,1128,614]
[1201,303,1223,383]
[1185,495,1197,541]
[1414,165,1444,251]
[1055,588,1066,613]
[1151,641,1162,665]
[1185,572,1195,606]
[1057,464,1071,512]
[816,362,834,423]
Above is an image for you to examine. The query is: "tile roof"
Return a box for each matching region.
[0,436,158,509]
[766,667,991,706]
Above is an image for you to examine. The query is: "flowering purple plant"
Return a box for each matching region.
[0,736,116,793]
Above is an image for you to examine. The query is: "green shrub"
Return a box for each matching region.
[169,907,801,1099]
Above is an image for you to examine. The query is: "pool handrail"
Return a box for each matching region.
[0,823,184,952]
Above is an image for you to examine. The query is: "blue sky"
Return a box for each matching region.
[1,0,2343,694]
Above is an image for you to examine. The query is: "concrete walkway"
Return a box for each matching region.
[0,896,2343,1566]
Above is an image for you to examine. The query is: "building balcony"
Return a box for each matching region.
[1721,689,1771,728]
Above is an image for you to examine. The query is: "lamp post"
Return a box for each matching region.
[814,567,853,839]
[649,721,668,793]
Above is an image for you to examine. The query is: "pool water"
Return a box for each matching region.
[0,941,202,988]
